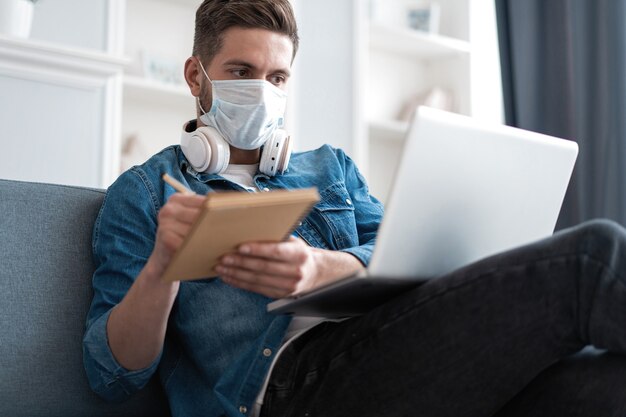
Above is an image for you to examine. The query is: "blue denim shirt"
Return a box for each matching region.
[83,144,384,417]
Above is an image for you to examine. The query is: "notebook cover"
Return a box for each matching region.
[161,188,320,282]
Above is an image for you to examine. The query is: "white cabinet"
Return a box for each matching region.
[0,0,125,188]
[0,0,197,187]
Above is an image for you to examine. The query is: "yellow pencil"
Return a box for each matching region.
[162,173,195,195]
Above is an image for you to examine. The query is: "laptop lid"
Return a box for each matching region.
[367,106,579,279]
[268,107,578,316]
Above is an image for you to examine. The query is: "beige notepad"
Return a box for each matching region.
[161,188,320,282]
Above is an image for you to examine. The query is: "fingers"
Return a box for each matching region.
[159,194,205,222]
[215,253,303,296]
[238,237,308,263]
[219,269,299,299]
[168,193,206,208]
[216,238,316,298]
[220,253,304,279]
[154,194,205,265]
[165,194,206,217]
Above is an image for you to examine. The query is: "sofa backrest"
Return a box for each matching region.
[0,179,170,417]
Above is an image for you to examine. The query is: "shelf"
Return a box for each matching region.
[0,34,128,77]
[123,75,194,109]
[369,24,471,59]
[368,119,409,142]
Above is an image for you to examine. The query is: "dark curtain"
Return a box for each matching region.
[496,0,626,229]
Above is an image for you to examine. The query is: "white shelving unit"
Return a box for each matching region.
[123,75,190,105]
[119,0,199,173]
[370,24,471,58]
[118,0,502,198]
[364,0,502,202]
[0,0,500,191]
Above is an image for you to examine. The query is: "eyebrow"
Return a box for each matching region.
[222,59,291,77]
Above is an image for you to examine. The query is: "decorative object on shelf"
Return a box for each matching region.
[370,0,408,28]
[406,1,440,34]
[140,50,185,87]
[0,0,37,38]
[370,0,440,34]
[397,87,454,122]
[120,134,150,173]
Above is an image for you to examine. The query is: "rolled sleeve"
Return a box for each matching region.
[83,309,161,402]
[340,243,375,266]
[83,168,162,402]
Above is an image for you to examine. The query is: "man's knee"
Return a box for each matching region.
[576,218,626,255]
[580,218,623,237]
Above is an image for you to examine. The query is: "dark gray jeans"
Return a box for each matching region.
[261,219,626,417]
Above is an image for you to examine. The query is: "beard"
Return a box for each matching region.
[198,81,213,115]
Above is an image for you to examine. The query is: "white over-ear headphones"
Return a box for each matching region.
[180,121,292,176]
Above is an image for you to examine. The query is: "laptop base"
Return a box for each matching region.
[267,276,426,318]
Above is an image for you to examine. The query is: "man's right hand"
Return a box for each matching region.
[149,193,206,277]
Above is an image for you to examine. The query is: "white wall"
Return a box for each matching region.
[290,0,364,162]
[121,0,198,167]
[469,0,503,123]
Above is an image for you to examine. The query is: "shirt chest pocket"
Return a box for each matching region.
[296,182,359,250]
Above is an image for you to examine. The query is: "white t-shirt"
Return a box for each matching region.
[220,163,259,192]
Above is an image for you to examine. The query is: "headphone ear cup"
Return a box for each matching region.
[181,123,212,172]
[278,134,293,174]
[259,129,291,176]
[198,126,230,174]
[180,123,230,174]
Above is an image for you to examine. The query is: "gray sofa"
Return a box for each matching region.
[2,177,626,417]
[0,179,170,417]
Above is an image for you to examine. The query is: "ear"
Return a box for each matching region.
[184,57,202,97]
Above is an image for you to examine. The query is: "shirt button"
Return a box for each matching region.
[346,198,352,205]
[263,348,273,357]
[263,187,270,192]
[239,405,248,414]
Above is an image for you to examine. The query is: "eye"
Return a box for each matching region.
[269,74,286,86]
[231,68,250,78]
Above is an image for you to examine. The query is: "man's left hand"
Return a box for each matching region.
[215,236,363,299]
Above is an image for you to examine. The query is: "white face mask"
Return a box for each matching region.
[197,60,288,150]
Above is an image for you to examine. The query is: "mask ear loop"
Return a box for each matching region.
[197,97,208,115]
[196,57,212,114]
[196,57,212,82]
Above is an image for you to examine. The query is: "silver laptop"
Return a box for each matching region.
[268,106,579,317]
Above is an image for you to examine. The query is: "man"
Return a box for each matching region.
[84,1,381,415]
[84,1,626,417]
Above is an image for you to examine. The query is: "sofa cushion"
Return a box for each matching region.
[0,179,170,417]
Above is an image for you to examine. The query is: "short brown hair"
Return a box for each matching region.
[192,0,299,65]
